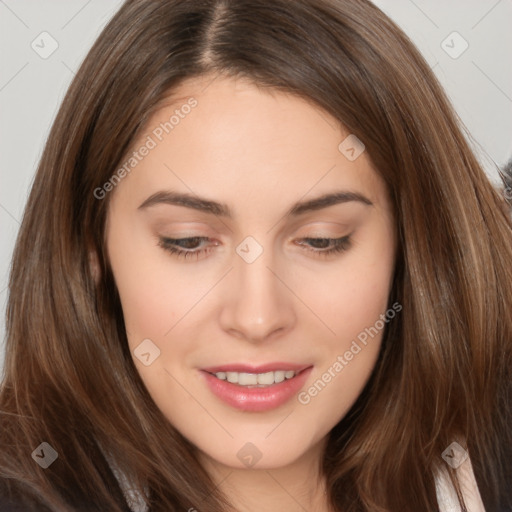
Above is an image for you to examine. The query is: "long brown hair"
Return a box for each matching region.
[1,0,511,510]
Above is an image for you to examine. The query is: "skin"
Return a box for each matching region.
[105,74,396,511]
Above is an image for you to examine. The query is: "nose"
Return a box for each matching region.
[218,250,297,343]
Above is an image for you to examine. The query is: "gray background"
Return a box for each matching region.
[1,0,511,374]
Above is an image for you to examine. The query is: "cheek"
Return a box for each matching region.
[338,264,393,340]
[298,274,394,421]
[307,239,395,343]
[109,250,175,339]
[297,342,381,426]
[297,230,395,411]
[106,220,204,342]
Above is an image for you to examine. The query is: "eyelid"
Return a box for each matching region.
[157,236,216,261]
[157,234,352,261]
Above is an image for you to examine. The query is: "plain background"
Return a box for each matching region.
[1,0,511,374]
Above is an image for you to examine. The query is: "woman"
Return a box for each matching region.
[1,0,511,510]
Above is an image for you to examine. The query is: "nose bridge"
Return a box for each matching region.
[219,241,296,341]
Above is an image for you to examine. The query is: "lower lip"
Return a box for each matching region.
[201,367,313,412]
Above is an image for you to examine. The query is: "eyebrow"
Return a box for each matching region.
[138,190,373,217]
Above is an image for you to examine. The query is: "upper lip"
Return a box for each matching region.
[202,363,312,374]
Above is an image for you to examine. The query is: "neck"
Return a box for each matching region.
[199,439,333,512]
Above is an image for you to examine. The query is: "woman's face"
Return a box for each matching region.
[105,74,396,471]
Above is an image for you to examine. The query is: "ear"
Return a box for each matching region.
[88,249,101,284]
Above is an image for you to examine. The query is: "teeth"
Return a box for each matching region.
[274,371,285,383]
[238,373,258,385]
[257,371,275,385]
[226,372,238,383]
[214,370,298,387]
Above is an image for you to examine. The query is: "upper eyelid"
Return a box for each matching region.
[160,228,351,242]
[152,214,356,239]
[160,234,349,248]
[163,234,347,241]
[160,222,352,236]
[158,235,352,262]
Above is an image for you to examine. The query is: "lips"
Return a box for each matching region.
[200,363,313,412]
[201,362,311,374]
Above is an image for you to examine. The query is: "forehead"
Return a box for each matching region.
[109,74,388,214]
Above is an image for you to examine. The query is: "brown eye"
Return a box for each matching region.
[158,236,216,261]
[172,237,204,249]
[296,236,352,256]
[305,238,331,249]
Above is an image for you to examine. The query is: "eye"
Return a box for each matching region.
[158,235,352,261]
[295,236,351,256]
[158,236,217,260]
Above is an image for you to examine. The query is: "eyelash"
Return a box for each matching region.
[157,235,352,261]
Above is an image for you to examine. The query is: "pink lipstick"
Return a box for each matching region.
[200,363,313,412]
